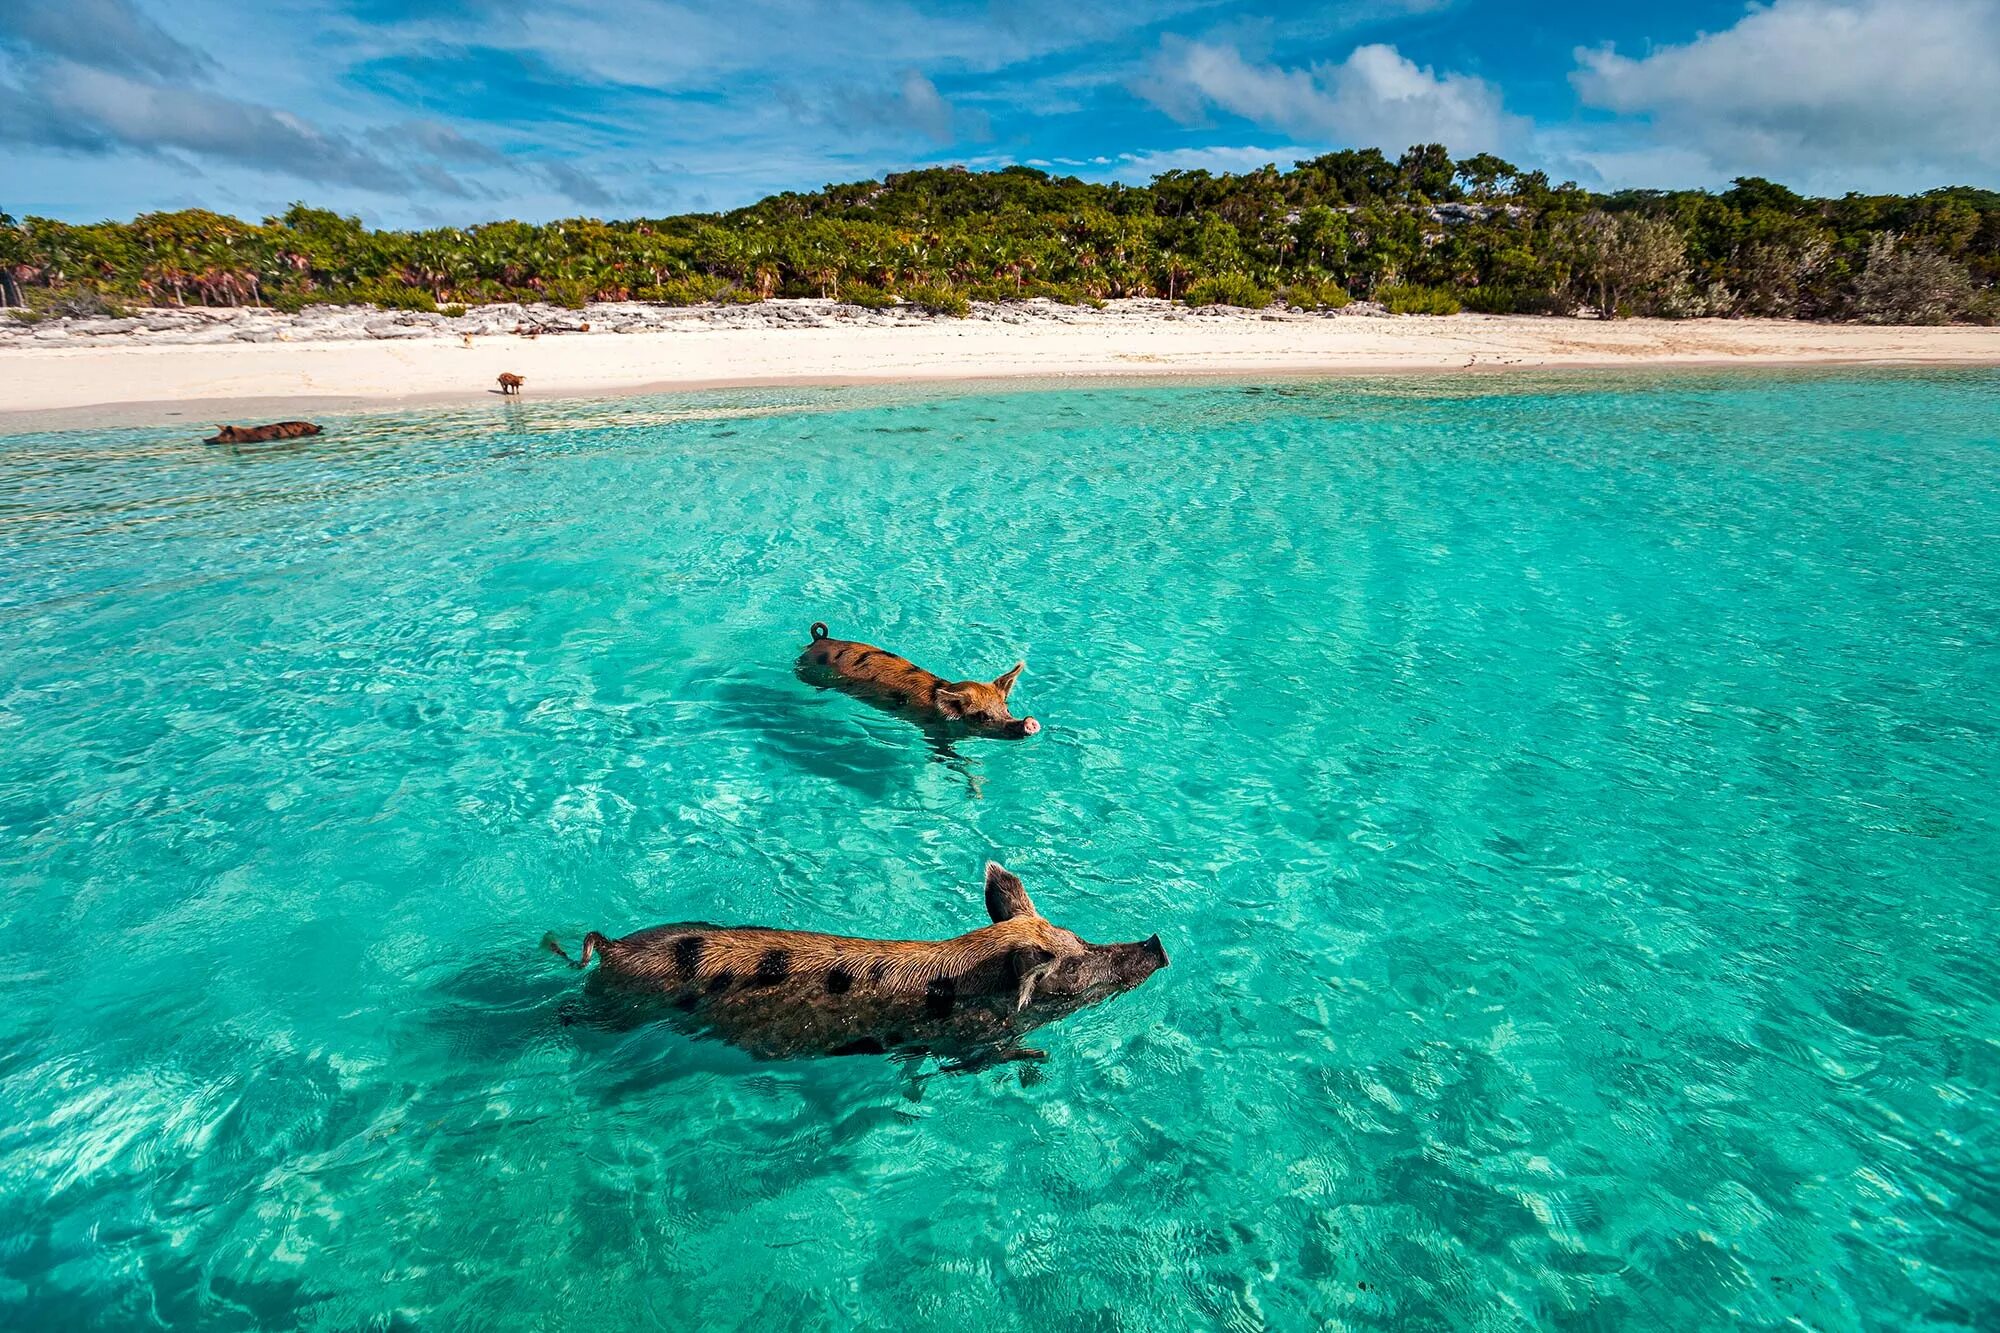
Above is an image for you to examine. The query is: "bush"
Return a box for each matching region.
[1019,280,1101,307]
[1852,235,1974,325]
[839,284,896,309]
[1462,285,1569,315]
[1557,210,1688,318]
[270,290,312,314]
[439,304,467,318]
[24,286,128,319]
[901,283,970,317]
[1654,279,1732,320]
[544,279,592,310]
[1183,274,1272,308]
[357,283,437,312]
[1279,279,1350,311]
[644,275,736,306]
[1379,283,1462,315]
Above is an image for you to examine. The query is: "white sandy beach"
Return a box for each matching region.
[6,298,1999,430]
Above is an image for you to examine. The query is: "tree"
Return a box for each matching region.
[1398,144,1457,201]
[0,213,24,307]
[1454,153,1519,200]
[1559,211,1689,317]
[1732,234,1833,318]
[0,154,1992,323]
[1852,234,1973,324]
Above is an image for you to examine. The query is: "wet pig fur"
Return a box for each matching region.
[205,421,322,445]
[797,622,1040,737]
[546,863,1166,1064]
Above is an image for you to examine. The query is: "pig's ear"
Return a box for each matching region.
[935,685,970,718]
[985,861,1040,922]
[993,662,1024,696]
[1005,945,1058,1011]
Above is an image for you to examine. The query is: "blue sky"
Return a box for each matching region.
[3,0,1997,227]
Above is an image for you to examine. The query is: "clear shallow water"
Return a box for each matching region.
[2,371,1997,1331]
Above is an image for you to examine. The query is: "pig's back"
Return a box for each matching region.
[797,636,944,709]
[594,920,1023,1059]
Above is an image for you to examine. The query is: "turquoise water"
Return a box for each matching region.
[3,372,1997,1330]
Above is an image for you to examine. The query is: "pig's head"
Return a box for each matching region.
[935,662,1040,738]
[981,863,1166,1025]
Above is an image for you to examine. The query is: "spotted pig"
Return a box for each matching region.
[797,622,1040,738]
[546,863,1165,1065]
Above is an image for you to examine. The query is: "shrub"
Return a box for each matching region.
[1379,283,1462,315]
[1019,280,1101,306]
[439,304,467,318]
[840,284,896,309]
[1654,279,1732,320]
[1280,279,1351,311]
[1183,274,1272,308]
[645,275,735,306]
[1852,235,1974,325]
[24,286,127,319]
[1557,211,1688,318]
[365,284,438,312]
[901,283,971,317]
[270,290,312,314]
[544,279,592,310]
[1462,286,1570,316]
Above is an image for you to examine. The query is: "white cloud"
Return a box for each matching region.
[790,69,991,146]
[1103,145,1321,180]
[0,0,210,79]
[10,62,428,193]
[1571,0,2000,189]
[1137,36,1522,154]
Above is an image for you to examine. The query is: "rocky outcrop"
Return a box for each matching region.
[0,296,1387,349]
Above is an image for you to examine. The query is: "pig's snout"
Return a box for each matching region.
[1016,717,1041,737]
[1145,934,1167,966]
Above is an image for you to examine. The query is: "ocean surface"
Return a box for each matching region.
[2,371,1996,1331]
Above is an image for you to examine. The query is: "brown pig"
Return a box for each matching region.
[205,421,322,445]
[797,622,1040,738]
[546,863,1166,1066]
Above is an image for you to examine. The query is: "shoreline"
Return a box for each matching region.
[6,298,1999,432]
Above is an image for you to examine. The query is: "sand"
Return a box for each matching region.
[5,298,1999,431]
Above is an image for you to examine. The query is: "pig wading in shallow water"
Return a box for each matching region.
[797,622,1040,738]
[545,863,1166,1066]
[204,421,322,445]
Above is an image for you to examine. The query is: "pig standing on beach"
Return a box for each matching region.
[546,863,1165,1065]
[797,622,1040,738]
[205,421,322,445]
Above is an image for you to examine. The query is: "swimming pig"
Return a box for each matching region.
[797,622,1040,738]
[205,421,322,445]
[546,863,1166,1066]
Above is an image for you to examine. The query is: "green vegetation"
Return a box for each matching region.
[3,147,1996,322]
[1184,274,1272,308]
[900,283,971,317]
[1279,279,1351,311]
[838,283,897,310]
[1378,283,1462,316]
